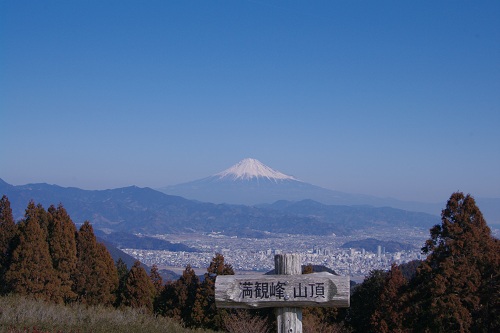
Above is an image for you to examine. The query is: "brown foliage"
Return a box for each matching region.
[370,264,408,333]
[406,192,499,332]
[123,261,156,312]
[222,310,271,333]
[192,253,234,329]
[348,269,387,332]
[47,205,78,302]
[157,265,200,325]
[74,222,118,306]
[4,201,62,303]
[303,313,351,333]
[0,195,17,294]
[149,264,164,296]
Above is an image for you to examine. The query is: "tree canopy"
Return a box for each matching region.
[0,193,497,333]
[406,192,499,332]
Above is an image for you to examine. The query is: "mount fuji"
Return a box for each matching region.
[158,158,307,204]
[213,158,297,182]
[158,158,445,216]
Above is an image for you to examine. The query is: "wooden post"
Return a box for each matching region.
[275,253,302,333]
[215,253,350,331]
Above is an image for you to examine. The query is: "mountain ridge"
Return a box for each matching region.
[0,178,443,237]
[159,159,444,215]
[158,159,500,224]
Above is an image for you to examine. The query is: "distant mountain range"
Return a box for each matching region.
[159,158,500,224]
[261,199,437,232]
[1,177,440,239]
[1,158,498,243]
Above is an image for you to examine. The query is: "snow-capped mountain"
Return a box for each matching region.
[214,158,297,181]
[158,158,308,205]
[158,158,445,215]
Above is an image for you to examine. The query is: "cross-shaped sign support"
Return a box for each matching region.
[215,254,350,333]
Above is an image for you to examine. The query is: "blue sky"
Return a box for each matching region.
[1,0,499,203]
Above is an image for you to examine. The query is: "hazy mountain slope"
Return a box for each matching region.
[158,159,443,214]
[0,178,340,236]
[94,230,199,252]
[261,199,439,231]
[2,177,495,240]
[158,159,500,224]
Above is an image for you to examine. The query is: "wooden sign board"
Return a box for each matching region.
[215,272,350,309]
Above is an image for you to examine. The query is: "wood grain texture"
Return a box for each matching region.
[215,272,350,309]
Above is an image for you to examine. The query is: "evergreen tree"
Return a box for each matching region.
[74,221,118,306]
[398,259,421,281]
[178,265,201,326]
[97,242,119,304]
[114,258,129,307]
[4,201,62,302]
[149,264,164,311]
[35,203,50,240]
[371,264,408,333]
[159,265,200,325]
[347,269,387,332]
[47,204,78,302]
[149,264,164,296]
[406,192,499,332]
[156,280,181,319]
[192,253,234,329]
[123,261,156,312]
[116,258,129,283]
[0,195,17,294]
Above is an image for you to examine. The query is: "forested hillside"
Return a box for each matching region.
[1,193,498,332]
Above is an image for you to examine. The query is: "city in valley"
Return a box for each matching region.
[122,226,431,281]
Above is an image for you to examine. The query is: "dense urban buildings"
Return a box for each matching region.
[123,227,429,279]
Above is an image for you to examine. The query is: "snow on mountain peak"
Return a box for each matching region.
[215,158,297,181]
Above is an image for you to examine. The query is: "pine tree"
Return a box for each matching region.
[192,253,234,329]
[74,221,118,306]
[0,195,17,294]
[406,192,499,332]
[47,204,78,302]
[4,201,62,302]
[123,261,156,312]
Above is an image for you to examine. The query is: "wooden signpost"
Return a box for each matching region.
[215,254,350,333]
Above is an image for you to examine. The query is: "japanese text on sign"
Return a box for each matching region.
[239,281,326,300]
